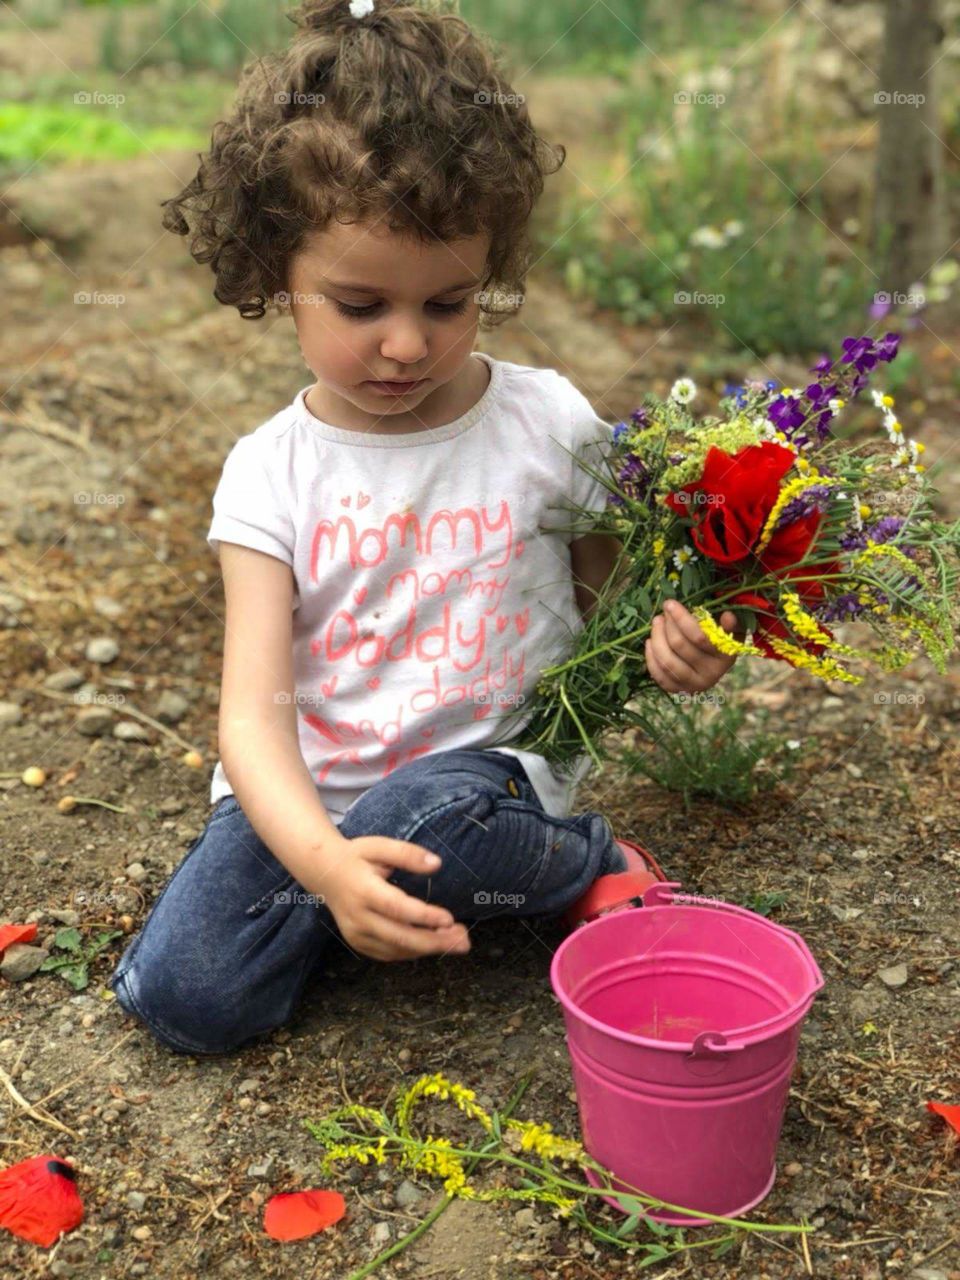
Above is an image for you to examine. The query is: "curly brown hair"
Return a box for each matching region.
[160,0,566,325]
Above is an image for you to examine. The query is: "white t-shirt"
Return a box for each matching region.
[206,350,613,824]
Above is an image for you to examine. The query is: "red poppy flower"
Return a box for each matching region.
[926,1100,960,1136]
[263,1188,346,1241]
[0,1155,84,1247]
[664,442,797,565]
[0,923,38,955]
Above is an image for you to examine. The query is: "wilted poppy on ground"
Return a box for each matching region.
[263,1188,346,1241]
[0,923,38,955]
[926,1100,960,1136]
[0,1155,84,1247]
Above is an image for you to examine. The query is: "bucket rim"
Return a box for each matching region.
[550,895,825,1052]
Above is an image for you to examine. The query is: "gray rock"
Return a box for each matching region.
[76,707,114,736]
[126,1191,147,1211]
[514,1207,536,1231]
[1,944,50,981]
[155,690,189,724]
[124,862,148,883]
[394,1179,423,1209]
[0,702,23,728]
[371,1222,391,1245]
[50,909,80,926]
[246,1157,274,1180]
[92,596,124,621]
[45,669,85,692]
[909,1270,949,1280]
[85,637,119,664]
[237,1077,260,1095]
[878,963,908,988]
[114,720,150,741]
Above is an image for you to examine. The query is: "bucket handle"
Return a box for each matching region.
[640,882,825,996]
[690,1030,743,1058]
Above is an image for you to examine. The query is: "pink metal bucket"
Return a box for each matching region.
[550,881,825,1226]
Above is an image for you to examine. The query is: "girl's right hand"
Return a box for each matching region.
[318,836,472,963]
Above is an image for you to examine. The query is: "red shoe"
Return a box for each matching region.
[563,838,669,931]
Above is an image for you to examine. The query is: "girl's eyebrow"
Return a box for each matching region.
[319,275,482,295]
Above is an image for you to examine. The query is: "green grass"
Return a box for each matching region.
[541,72,876,356]
[98,0,293,73]
[614,662,803,810]
[0,100,205,170]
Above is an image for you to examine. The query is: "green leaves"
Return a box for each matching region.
[38,927,124,991]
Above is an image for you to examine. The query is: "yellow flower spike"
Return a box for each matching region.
[692,606,764,657]
[668,571,679,582]
[795,456,809,472]
[755,475,841,555]
[767,637,863,684]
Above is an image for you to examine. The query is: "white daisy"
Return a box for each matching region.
[349,0,375,15]
[673,546,697,570]
[689,225,726,250]
[669,377,697,405]
[722,219,744,238]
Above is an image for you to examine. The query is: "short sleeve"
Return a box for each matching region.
[206,434,295,566]
[560,377,615,545]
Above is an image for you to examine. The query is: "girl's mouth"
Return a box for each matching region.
[365,379,429,395]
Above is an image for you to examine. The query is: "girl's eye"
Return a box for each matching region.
[333,298,470,320]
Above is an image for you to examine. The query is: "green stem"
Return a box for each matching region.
[344,1072,536,1280]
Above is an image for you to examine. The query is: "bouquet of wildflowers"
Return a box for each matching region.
[502,332,960,770]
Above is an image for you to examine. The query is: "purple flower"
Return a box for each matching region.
[630,407,649,428]
[876,332,901,362]
[612,421,630,443]
[816,592,868,622]
[810,354,834,375]
[775,483,835,528]
[869,297,892,320]
[768,396,805,432]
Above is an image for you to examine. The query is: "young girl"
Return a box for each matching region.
[109,0,739,1057]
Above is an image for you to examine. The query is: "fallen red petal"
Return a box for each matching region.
[0,1155,84,1248]
[263,1188,346,1241]
[0,923,38,956]
[926,1100,960,1135]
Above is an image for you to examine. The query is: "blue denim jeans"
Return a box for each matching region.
[109,748,625,1056]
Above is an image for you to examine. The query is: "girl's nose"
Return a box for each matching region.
[379,316,429,365]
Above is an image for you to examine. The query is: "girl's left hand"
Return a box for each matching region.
[645,599,742,695]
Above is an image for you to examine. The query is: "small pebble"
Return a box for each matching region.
[371,1222,391,1245]
[237,1096,254,1110]
[255,1101,272,1117]
[237,1077,260,1095]
[784,1162,803,1176]
[0,702,23,728]
[125,862,148,883]
[398,1048,411,1063]
[127,1191,147,1211]
[878,963,909,988]
[85,637,119,664]
[130,1225,152,1242]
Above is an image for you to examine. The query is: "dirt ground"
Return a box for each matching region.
[1,31,960,1280]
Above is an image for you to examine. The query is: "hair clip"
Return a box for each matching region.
[348,0,375,16]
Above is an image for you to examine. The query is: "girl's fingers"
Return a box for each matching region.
[373,879,456,930]
[646,635,700,693]
[364,918,470,960]
[659,609,710,664]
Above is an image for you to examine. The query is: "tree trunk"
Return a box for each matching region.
[872,0,947,297]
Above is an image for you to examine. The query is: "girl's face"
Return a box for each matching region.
[286,218,492,432]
